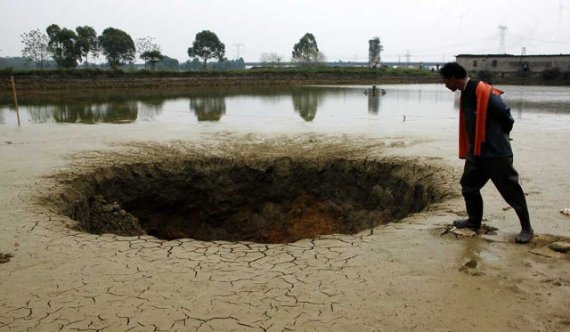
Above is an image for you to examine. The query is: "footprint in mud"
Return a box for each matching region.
[438,223,498,239]
[0,253,14,264]
[459,258,485,276]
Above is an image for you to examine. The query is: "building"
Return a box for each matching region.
[456,54,570,78]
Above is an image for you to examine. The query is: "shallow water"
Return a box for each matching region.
[1,84,570,132]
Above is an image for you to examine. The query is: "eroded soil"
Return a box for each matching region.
[44,141,451,243]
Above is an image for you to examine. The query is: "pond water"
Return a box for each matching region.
[1,84,570,132]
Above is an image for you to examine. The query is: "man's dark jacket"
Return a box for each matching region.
[459,79,515,160]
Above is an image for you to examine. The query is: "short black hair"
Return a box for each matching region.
[439,62,467,79]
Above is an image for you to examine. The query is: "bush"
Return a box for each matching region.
[0,68,14,76]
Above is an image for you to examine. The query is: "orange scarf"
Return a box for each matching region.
[459,81,503,158]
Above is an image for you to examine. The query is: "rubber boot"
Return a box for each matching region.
[453,218,481,230]
[514,208,534,244]
[455,192,483,230]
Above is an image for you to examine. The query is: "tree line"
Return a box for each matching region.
[14,25,365,71]
[18,25,233,70]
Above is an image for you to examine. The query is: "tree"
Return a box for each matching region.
[98,27,136,68]
[76,26,98,66]
[183,58,203,71]
[20,29,50,69]
[136,36,160,54]
[183,57,244,71]
[0,56,31,69]
[260,52,283,66]
[187,30,225,70]
[140,50,165,69]
[368,37,383,68]
[292,33,320,64]
[156,55,180,71]
[46,24,82,68]
[136,36,162,68]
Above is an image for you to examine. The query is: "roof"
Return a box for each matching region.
[457,54,570,58]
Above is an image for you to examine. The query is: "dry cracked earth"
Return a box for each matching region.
[1,134,570,331]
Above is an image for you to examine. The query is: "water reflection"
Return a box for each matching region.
[291,89,322,121]
[0,85,569,127]
[21,102,139,124]
[189,96,226,122]
[53,101,138,124]
[365,86,385,114]
[139,99,165,112]
[137,103,163,122]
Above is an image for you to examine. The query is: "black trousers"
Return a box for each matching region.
[460,156,530,226]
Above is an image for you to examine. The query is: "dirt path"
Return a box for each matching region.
[0,121,569,331]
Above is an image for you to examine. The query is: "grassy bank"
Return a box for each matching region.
[2,67,567,91]
[0,67,440,91]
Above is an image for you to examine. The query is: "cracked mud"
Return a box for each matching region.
[3,132,569,331]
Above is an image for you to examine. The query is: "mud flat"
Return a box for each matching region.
[1,120,569,330]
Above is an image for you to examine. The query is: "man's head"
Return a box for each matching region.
[439,62,467,92]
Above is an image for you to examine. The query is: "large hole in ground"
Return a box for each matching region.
[54,157,448,243]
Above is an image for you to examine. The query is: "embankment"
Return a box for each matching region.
[0,68,440,91]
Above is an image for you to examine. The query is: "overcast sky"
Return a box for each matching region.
[1,0,569,63]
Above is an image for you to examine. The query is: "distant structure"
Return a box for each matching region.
[232,43,245,59]
[368,37,383,68]
[456,53,570,78]
[498,25,508,54]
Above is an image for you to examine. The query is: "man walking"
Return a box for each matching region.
[440,62,534,243]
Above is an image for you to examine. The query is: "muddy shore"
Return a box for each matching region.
[1,93,569,330]
[2,73,440,91]
[2,71,564,92]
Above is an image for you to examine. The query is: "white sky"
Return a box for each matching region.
[1,0,569,63]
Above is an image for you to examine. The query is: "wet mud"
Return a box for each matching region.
[3,129,569,331]
[0,253,14,264]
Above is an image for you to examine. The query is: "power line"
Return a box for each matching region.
[509,32,570,46]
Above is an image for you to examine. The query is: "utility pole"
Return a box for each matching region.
[498,25,508,54]
[405,50,411,63]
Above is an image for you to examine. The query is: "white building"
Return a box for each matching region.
[456,54,570,78]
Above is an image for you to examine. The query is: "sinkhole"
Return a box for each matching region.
[53,157,448,243]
